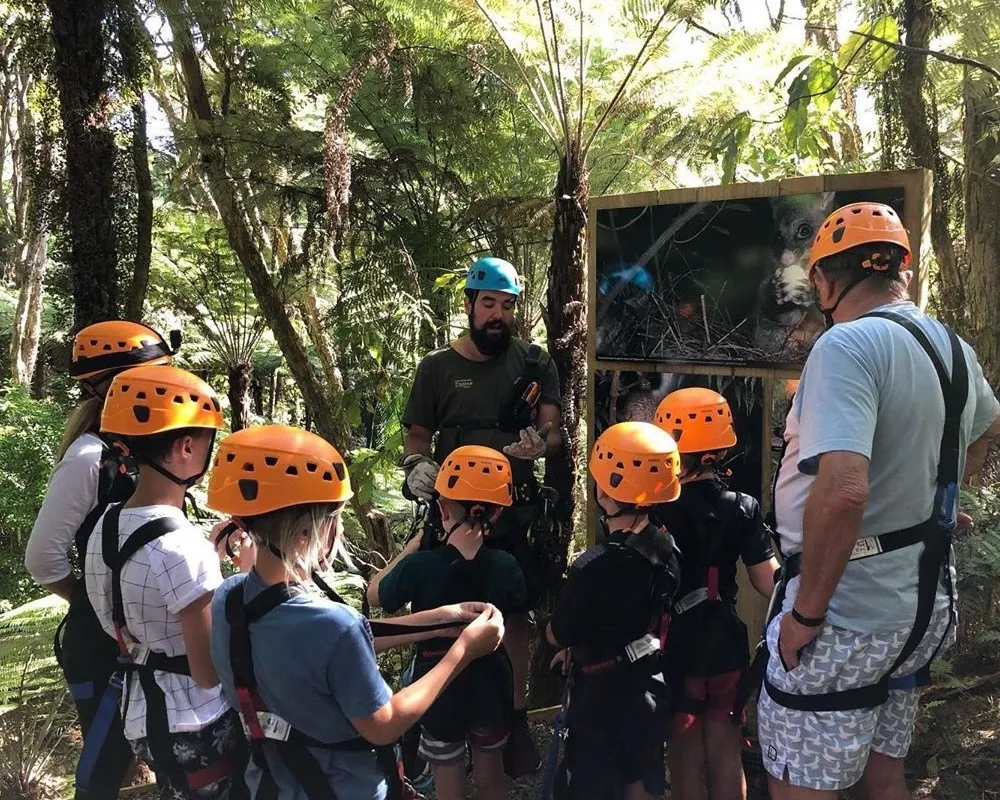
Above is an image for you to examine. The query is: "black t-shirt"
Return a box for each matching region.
[651,480,774,607]
[550,525,680,662]
[401,339,561,484]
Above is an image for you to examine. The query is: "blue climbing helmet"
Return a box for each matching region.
[465,257,522,297]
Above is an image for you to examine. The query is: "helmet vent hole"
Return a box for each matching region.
[203,402,212,411]
[832,228,846,243]
[242,462,254,472]
[264,457,278,467]
[285,466,298,476]
[704,415,714,423]
[672,430,683,442]
[609,472,623,489]
[496,465,503,471]
[190,394,199,402]
[226,453,236,462]
[688,413,697,420]
[121,384,130,392]
[448,475,460,489]
[717,409,724,415]
[482,466,491,474]
[872,209,882,216]
[852,208,862,214]
[467,461,476,468]
[173,394,184,404]
[102,344,112,351]
[155,387,166,396]
[90,339,98,346]
[333,463,346,480]
[632,460,642,467]
[616,461,625,469]
[133,406,150,423]
[306,462,318,473]
[650,465,659,473]
[607,451,614,459]
[117,341,126,347]
[238,479,258,501]
[211,398,221,412]
[322,471,333,482]
[135,391,147,400]
[836,217,844,225]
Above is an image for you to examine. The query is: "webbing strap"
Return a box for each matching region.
[70,340,173,379]
[102,505,185,647]
[762,312,967,713]
[75,672,125,792]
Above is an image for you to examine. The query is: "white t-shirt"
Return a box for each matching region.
[774,301,1000,633]
[85,504,227,740]
[25,432,103,585]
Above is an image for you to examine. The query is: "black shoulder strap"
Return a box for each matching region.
[74,441,133,562]
[524,343,544,382]
[102,505,185,634]
[862,311,968,495]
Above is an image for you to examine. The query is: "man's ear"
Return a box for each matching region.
[463,294,474,315]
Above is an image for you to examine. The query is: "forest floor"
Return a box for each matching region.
[4,601,999,800]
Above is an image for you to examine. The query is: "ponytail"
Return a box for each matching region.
[55,396,104,464]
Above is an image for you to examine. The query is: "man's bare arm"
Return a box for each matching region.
[403,424,434,460]
[964,415,1000,486]
[794,451,870,619]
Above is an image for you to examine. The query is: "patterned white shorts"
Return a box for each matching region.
[757,607,954,791]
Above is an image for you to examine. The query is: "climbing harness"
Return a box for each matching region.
[76,504,237,795]
[733,311,966,719]
[225,571,470,800]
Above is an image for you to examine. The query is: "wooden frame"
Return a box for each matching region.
[584,168,933,645]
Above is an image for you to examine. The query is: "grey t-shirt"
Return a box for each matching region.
[774,300,1000,633]
[402,338,560,485]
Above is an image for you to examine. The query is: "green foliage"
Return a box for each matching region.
[0,385,65,572]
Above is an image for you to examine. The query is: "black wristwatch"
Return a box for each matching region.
[791,607,826,627]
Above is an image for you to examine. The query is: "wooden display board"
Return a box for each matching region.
[585,168,933,649]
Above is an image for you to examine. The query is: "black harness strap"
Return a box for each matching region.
[70,340,174,379]
[762,311,967,712]
[226,578,412,800]
[97,504,234,789]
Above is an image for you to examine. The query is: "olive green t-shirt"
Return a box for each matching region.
[401,338,560,484]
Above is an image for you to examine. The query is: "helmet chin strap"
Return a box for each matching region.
[820,274,868,328]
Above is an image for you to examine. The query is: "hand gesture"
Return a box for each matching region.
[503,421,553,461]
[457,604,504,660]
[403,455,439,500]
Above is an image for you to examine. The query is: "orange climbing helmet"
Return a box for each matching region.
[654,387,737,454]
[807,202,912,278]
[100,365,224,438]
[590,421,681,506]
[435,445,514,508]
[70,320,176,382]
[207,425,353,518]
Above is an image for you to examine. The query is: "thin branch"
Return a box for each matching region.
[799,22,1000,84]
[534,0,568,146]
[686,19,721,39]
[544,0,571,150]
[474,0,561,147]
[583,0,679,158]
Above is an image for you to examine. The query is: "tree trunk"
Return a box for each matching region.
[125,98,153,321]
[46,0,118,329]
[962,72,1000,387]
[227,361,252,432]
[160,0,349,449]
[898,0,964,327]
[251,376,263,417]
[532,146,589,707]
[10,232,47,386]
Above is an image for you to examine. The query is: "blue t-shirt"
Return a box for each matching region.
[211,571,392,800]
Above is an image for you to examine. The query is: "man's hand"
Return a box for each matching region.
[777,611,822,671]
[402,454,439,500]
[503,421,553,461]
[550,648,570,676]
[956,511,974,534]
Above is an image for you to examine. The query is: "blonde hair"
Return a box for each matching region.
[246,502,346,578]
[56,396,104,463]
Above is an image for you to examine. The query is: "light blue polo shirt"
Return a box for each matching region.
[773,301,999,633]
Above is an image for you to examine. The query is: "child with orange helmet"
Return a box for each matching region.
[367,445,526,800]
[83,365,248,800]
[24,320,179,799]
[207,428,505,800]
[652,387,779,800]
[546,421,682,800]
